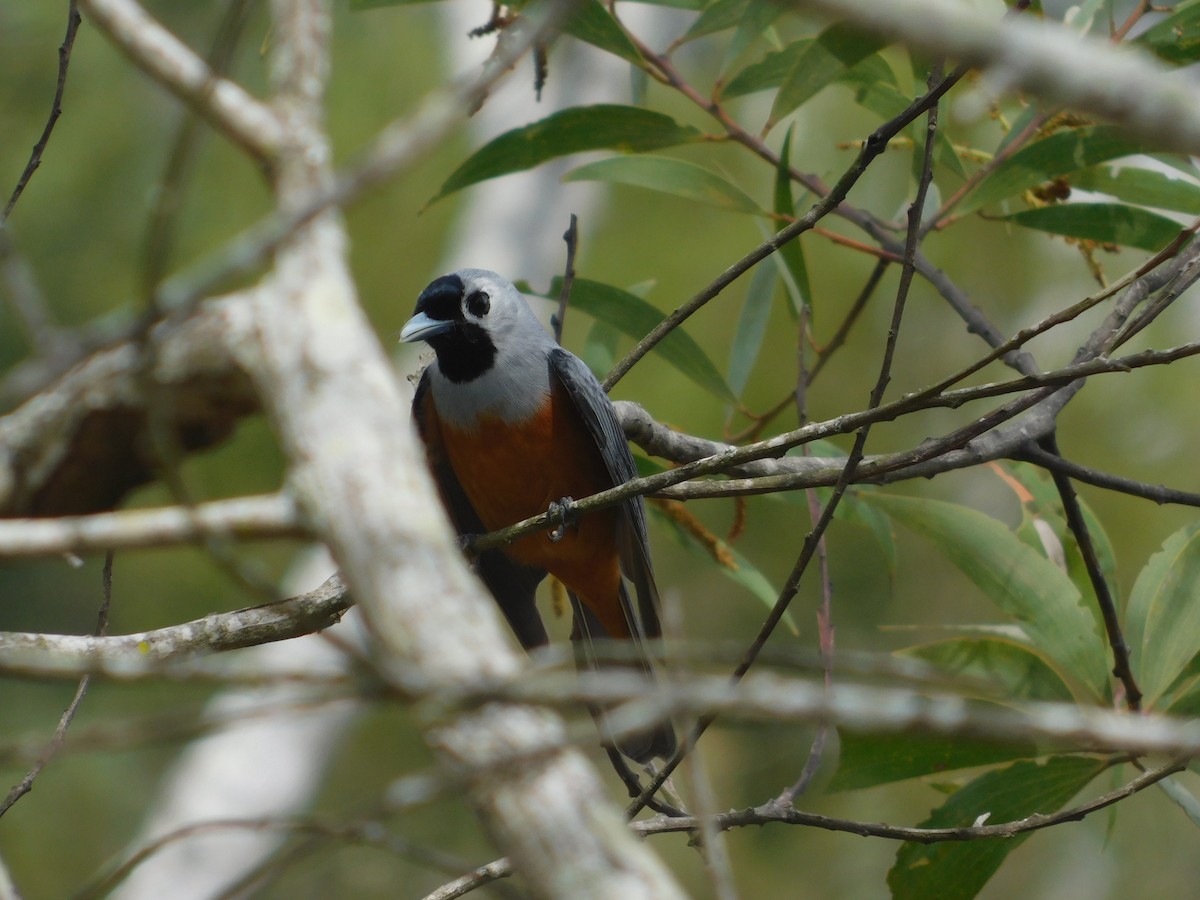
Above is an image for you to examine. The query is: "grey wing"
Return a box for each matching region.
[547,348,662,641]
[413,370,549,650]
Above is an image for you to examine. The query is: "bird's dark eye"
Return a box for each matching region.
[466,290,490,317]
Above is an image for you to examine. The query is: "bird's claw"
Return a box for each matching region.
[548,497,576,543]
[458,533,479,559]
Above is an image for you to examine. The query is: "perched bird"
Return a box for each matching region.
[400,268,676,762]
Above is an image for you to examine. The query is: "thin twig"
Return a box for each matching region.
[602,57,963,391]
[1018,447,1200,507]
[472,338,1200,551]
[638,755,1186,843]
[551,214,578,344]
[0,550,112,818]
[79,813,510,900]
[1039,434,1142,710]
[0,1,82,361]
[629,67,948,816]
[2,1,82,223]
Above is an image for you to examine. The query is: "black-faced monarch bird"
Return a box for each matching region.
[401,269,675,762]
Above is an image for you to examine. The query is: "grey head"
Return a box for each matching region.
[400,268,557,426]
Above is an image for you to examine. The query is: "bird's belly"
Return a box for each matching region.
[439,407,621,597]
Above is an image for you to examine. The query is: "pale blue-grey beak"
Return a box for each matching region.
[399,311,454,343]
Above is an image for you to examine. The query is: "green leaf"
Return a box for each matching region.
[563,156,765,214]
[831,723,1040,792]
[961,126,1150,214]
[1071,165,1200,215]
[999,461,1117,639]
[724,0,786,70]
[772,127,812,319]
[889,756,1109,900]
[1123,525,1200,674]
[838,490,898,581]
[724,38,897,98]
[727,259,777,398]
[1003,203,1183,251]
[902,637,1076,704]
[1137,0,1200,63]
[535,277,736,401]
[350,0,442,8]
[768,23,890,128]
[1064,0,1108,34]
[630,0,707,7]
[429,106,703,205]
[626,0,706,7]
[722,542,793,630]
[645,474,798,633]
[580,318,622,379]
[680,0,745,42]
[1166,668,1200,716]
[850,80,967,180]
[562,0,643,66]
[1126,523,1200,705]
[995,101,1042,155]
[862,493,1109,700]
[770,468,898,581]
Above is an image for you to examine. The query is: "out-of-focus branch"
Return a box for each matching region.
[227,0,686,895]
[796,0,1200,155]
[0,492,303,558]
[0,291,258,516]
[0,573,350,681]
[77,0,284,164]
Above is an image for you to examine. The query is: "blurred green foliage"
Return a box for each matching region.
[4,0,1200,897]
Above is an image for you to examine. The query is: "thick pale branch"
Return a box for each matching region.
[236,1,685,896]
[0,493,303,558]
[797,0,1200,155]
[78,0,284,162]
[478,668,1200,761]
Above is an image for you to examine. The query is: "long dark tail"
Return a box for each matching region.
[569,592,677,764]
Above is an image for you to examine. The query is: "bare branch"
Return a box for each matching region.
[231,0,687,894]
[0,291,257,516]
[0,573,350,681]
[635,756,1187,843]
[0,492,303,558]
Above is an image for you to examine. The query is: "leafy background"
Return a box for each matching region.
[2,0,1200,897]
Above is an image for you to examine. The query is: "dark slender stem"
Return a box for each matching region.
[2,1,81,223]
[1037,435,1143,710]
[551,214,578,345]
[628,66,947,816]
[0,551,112,818]
[1019,447,1200,508]
[603,57,962,391]
[637,756,1185,843]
